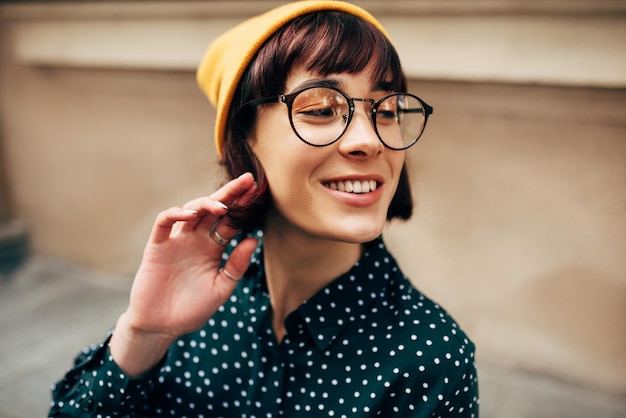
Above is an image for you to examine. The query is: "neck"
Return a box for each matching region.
[262,216,363,342]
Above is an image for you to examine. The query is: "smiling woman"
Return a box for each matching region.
[49,1,478,417]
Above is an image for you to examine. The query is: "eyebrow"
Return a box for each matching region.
[374,80,395,92]
[288,78,395,95]
[288,78,340,93]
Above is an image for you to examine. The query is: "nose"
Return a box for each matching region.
[337,102,383,159]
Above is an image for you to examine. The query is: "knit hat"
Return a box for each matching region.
[196,0,390,158]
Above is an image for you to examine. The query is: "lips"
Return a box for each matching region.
[324,179,378,194]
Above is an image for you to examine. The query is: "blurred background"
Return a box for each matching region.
[0,1,625,417]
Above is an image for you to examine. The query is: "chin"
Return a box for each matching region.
[329,222,385,244]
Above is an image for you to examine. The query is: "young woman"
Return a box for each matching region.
[50,1,478,417]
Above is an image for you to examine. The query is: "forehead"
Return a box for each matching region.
[285,68,394,95]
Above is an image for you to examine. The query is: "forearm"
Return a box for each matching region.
[50,333,161,417]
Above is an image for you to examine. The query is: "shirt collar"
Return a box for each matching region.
[288,237,397,351]
[242,235,399,351]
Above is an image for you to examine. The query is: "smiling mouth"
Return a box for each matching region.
[324,180,378,194]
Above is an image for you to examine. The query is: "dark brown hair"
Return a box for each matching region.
[222,11,413,230]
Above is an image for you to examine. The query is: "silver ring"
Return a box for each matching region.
[210,223,228,246]
[220,267,241,282]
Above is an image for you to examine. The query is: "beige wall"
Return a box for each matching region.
[1,0,625,399]
[0,63,221,273]
[386,81,626,394]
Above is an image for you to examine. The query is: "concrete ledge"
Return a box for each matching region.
[2,1,626,87]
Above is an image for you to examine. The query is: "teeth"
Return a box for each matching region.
[326,180,377,194]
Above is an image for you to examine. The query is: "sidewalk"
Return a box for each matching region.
[1,257,625,418]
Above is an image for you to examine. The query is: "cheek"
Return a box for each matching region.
[253,105,333,163]
[254,143,318,195]
[251,110,314,188]
[251,110,286,171]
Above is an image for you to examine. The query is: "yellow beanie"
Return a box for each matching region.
[196,0,390,158]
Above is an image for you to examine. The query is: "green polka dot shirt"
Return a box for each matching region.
[50,234,478,417]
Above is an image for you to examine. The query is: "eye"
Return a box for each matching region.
[375,107,398,125]
[299,107,337,118]
[294,102,341,126]
[377,109,398,120]
[292,88,348,124]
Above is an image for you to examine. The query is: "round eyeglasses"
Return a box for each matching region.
[246,85,433,150]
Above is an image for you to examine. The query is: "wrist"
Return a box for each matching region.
[109,313,175,377]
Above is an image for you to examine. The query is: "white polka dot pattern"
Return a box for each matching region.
[50,233,478,417]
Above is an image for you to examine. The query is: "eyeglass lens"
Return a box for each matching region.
[289,87,427,149]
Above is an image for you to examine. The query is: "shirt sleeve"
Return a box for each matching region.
[431,357,479,418]
[49,333,163,417]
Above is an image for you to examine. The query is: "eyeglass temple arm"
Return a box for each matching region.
[399,104,433,116]
[246,96,284,107]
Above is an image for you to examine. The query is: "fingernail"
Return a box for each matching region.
[238,172,253,180]
[184,209,198,215]
[214,201,229,210]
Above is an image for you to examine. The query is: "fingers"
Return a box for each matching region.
[210,223,230,246]
[199,179,258,244]
[216,237,258,286]
[177,199,230,235]
[181,173,257,235]
[149,173,256,244]
[150,207,204,244]
[219,267,240,282]
[183,172,255,215]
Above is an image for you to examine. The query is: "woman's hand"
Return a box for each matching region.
[110,173,258,376]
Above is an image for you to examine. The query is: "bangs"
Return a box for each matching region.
[243,11,406,102]
[291,12,404,89]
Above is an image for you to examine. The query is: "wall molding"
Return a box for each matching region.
[3,1,626,20]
